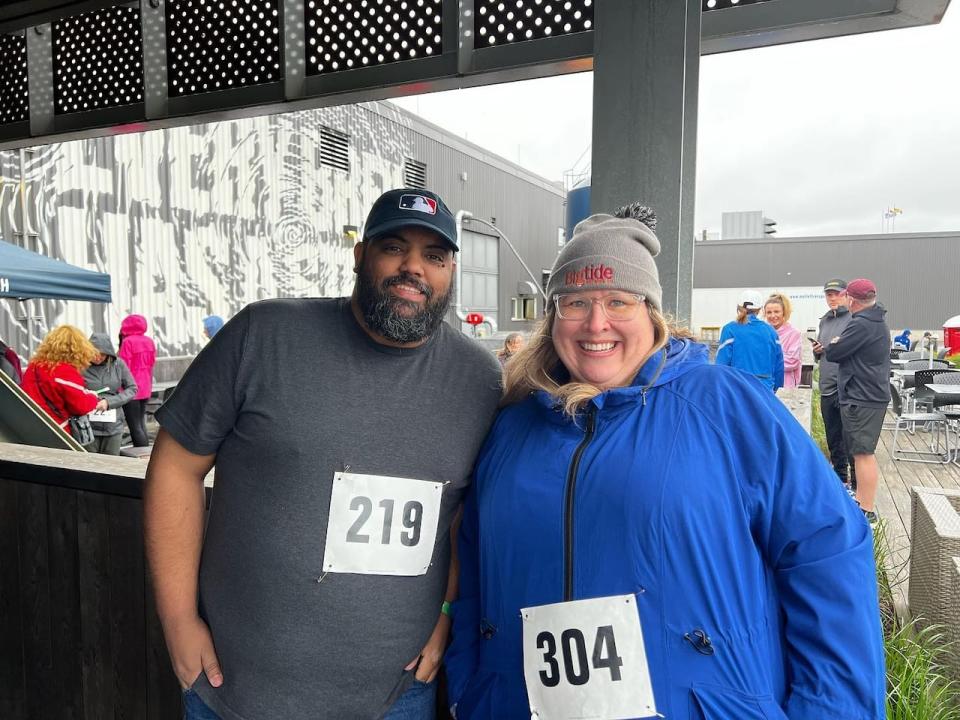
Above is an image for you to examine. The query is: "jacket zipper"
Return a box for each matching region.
[563,406,596,602]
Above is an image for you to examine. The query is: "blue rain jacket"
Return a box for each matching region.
[446,338,884,720]
[716,315,784,391]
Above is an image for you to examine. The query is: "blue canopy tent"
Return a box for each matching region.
[0,239,112,302]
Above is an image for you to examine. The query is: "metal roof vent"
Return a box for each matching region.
[404,158,427,189]
[320,125,350,172]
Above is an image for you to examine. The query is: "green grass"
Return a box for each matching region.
[810,386,830,460]
[874,520,960,718]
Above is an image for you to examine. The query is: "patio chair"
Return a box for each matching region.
[890,382,953,464]
[931,372,960,463]
[899,359,940,392]
[914,367,953,411]
[900,351,923,360]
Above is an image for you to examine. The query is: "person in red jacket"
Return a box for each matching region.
[118,314,158,447]
[22,325,102,437]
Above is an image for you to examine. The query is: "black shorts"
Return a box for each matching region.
[840,404,886,455]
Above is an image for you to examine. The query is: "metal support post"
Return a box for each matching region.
[590,0,701,321]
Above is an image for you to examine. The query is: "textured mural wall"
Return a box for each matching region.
[0,102,415,359]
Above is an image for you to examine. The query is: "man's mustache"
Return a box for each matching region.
[382,273,433,299]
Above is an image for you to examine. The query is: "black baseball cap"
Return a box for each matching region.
[361,188,458,251]
[823,278,847,292]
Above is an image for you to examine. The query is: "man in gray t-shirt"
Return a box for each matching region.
[145,189,502,720]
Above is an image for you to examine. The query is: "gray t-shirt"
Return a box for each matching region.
[156,298,502,720]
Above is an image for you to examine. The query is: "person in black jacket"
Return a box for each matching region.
[823,278,891,523]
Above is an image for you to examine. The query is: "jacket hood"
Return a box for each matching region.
[855,303,887,323]
[120,314,148,335]
[89,333,117,357]
[535,337,709,413]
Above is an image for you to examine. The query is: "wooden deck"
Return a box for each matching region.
[874,416,960,612]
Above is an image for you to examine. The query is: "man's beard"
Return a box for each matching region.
[355,268,453,344]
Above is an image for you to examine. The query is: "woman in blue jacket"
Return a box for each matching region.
[715,290,784,391]
[445,206,885,720]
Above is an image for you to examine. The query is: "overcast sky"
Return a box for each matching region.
[392,7,960,238]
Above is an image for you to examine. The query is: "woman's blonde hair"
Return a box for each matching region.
[764,292,792,321]
[31,325,98,370]
[501,303,696,416]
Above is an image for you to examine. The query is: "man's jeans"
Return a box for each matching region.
[182,679,437,720]
[182,690,220,720]
[383,679,437,720]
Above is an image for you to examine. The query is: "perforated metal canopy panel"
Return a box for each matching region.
[702,0,773,10]
[53,7,144,115]
[0,34,29,125]
[305,0,444,76]
[475,0,593,47]
[166,0,283,96]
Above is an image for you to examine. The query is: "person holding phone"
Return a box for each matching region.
[811,279,856,488]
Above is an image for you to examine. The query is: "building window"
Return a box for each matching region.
[700,326,721,344]
[404,158,427,188]
[319,126,350,172]
[512,297,537,321]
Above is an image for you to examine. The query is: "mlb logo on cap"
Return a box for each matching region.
[399,194,437,215]
[362,188,459,250]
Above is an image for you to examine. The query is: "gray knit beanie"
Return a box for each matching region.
[546,204,662,311]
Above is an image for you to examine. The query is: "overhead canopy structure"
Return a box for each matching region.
[0,0,950,319]
[0,239,112,303]
[0,0,950,150]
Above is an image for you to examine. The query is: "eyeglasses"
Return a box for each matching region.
[553,292,645,321]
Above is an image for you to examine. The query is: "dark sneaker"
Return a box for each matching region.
[863,510,878,525]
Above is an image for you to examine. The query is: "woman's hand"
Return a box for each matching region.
[95,399,109,412]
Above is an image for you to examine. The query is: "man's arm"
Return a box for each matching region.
[144,428,222,689]
[823,319,867,363]
[405,505,462,682]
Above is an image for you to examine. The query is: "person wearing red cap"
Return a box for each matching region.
[823,279,891,523]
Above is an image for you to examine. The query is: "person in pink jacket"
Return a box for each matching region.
[765,292,803,388]
[118,314,157,446]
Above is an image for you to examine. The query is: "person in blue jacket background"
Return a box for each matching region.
[892,328,911,350]
[445,204,885,720]
[715,289,784,391]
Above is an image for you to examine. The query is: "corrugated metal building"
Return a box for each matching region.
[0,101,565,360]
[693,231,960,330]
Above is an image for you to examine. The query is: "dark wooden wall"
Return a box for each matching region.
[0,475,180,719]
